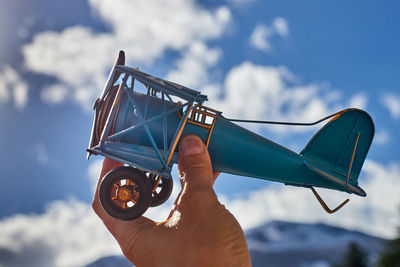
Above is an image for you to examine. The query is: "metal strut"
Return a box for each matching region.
[310,187,349,214]
[346,132,360,186]
[226,110,345,126]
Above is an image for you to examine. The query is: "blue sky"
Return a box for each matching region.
[0,0,400,266]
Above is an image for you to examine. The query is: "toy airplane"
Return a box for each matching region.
[87,51,374,220]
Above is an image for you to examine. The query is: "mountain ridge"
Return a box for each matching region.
[86,220,387,267]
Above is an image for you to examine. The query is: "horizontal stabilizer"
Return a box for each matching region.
[301,109,374,191]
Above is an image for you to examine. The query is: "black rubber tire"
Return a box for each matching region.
[149,175,174,207]
[99,166,152,220]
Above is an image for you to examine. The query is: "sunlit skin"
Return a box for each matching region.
[92,135,252,267]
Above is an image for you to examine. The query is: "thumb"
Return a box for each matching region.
[178,135,214,193]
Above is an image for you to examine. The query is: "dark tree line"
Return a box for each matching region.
[334,207,400,267]
[334,242,369,267]
[378,221,400,267]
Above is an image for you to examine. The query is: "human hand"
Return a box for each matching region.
[92,135,251,267]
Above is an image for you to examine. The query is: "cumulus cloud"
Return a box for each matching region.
[0,65,28,110]
[0,157,176,267]
[40,84,71,105]
[348,93,368,109]
[203,61,344,133]
[250,25,273,52]
[374,130,389,145]
[221,160,400,239]
[381,93,400,119]
[0,199,120,267]
[250,17,289,52]
[23,0,231,109]
[272,17,290,37]
[166,42,221,88]
[0,190,178,267]
[89,0,230,52]
[165,47,366,136]
[23,27,116,108]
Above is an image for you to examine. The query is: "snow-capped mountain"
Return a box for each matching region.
[86,221,386,267]
[86,256,132,267]
[246,221,385,267]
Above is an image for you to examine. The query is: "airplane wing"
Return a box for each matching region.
[88,141,176,178]
[115,65,208,104]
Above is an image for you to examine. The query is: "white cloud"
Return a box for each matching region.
[0,188,178,267]
[250,24,273,52]
[221,160,400,239]
[164,56,370,137]
[0,199,121,267]
[250,17,289,52]
[23,0,231,110]
[0,65,28,110]
[166,42,221,88]
[40,84,70,105]
[23,27,121,110]
[273,17,289,37]
[374,130,389,145]
[348,93,368,109]
[89,0,230,51]
[381,93,400,119]
[203,61,341,133]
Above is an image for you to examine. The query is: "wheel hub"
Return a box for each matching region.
[117,186,133,202]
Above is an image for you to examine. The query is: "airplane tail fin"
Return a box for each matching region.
[300,109,374,196]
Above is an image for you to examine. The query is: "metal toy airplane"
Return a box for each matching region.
[87,51,374,220]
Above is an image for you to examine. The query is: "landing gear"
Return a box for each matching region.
[148,174,174,207]
[99,166,152,220]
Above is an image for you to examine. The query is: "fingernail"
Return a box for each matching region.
[180,136,205,156]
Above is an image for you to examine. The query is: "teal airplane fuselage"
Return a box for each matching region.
[98,90,372,197]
